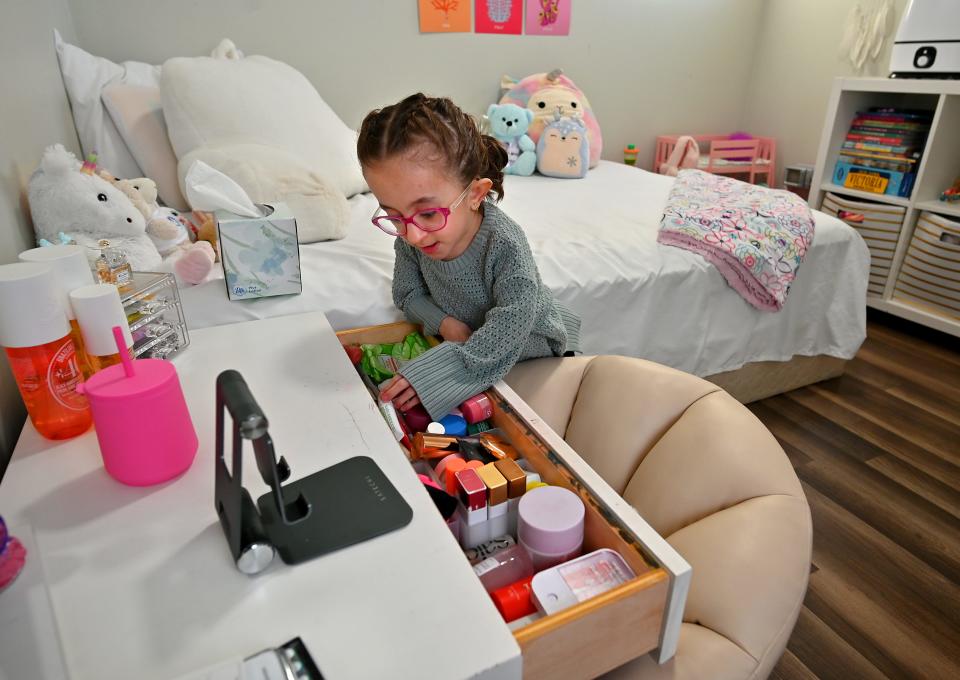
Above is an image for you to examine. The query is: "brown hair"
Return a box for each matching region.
[357,93,508,202]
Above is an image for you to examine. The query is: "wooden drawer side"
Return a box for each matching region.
[516,571,668,680]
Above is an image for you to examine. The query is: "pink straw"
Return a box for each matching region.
[112,325,135,378]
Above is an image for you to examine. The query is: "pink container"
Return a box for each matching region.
[79,358,197,486]
[460,393,493,424]
[518,486,585,570]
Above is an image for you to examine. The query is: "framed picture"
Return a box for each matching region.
[476,0,523,34]
[525,0,570,36]
[419,0,471,33]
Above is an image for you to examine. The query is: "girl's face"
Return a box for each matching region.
[363,152,490,261]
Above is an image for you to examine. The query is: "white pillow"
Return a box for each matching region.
[54,29,159,180]
[161,54,367,198]
[101,83,187,210]
[178,141,350,243]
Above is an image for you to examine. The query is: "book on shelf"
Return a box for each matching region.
[833,161,915,197]
[833,106,933,196]
[842,141,917,156]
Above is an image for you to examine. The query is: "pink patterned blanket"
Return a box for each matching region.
[658,169,816,311]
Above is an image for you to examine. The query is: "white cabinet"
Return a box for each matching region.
[810,77,960,337]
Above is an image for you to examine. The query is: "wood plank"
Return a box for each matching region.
[867,319,960,370]
[858,334,960,398]
[752,396,960,517]
[750,402,960,583]
[800,449,960,585]
[867,454,960,519]
[786,388,960,491]
[784,605,887,680]
[847,344,960,426]
[807,376,959,467]
[748,399,878,464]
[802,483,960,655]
[770,649,819,680]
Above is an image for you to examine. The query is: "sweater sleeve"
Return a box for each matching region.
[398,273,540,420]
[392,240,448,337]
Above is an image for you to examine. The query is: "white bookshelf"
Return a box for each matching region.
[810,77,960,338]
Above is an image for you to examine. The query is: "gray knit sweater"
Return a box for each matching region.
[394,202,580,420]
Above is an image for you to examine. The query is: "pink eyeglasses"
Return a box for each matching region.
[371,184,472,237]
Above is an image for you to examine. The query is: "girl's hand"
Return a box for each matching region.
[380,375,421,412]
[440,316,473,343]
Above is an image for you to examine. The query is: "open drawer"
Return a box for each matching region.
[337,322,689,679]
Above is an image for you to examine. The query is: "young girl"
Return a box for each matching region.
[357,93,580,421]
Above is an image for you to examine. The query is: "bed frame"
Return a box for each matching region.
[703,354,846,403]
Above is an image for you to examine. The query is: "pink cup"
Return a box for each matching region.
[79,358,197,486]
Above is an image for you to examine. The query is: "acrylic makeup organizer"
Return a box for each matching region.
[121,272,189,359]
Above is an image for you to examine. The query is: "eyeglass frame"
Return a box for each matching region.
[370,183,473,237]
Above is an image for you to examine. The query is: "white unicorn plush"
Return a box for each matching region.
[28,144,162,270]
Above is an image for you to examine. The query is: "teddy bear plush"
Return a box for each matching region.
[486,103,537,176]
[28,144,162,270]
[109,175,217,285]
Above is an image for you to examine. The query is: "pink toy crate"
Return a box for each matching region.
[654,134,776,185]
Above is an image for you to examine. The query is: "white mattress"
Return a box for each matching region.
[177,161,869,378]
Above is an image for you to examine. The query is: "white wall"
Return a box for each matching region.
[742,0,908,186]
[67,0,766,168]
[0,0,82,469]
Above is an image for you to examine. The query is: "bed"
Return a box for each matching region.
[176,161,869,402]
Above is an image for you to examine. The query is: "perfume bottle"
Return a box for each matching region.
[70,284,135,374]
[18,245,96,379]
[95,239,134,293]
[0,263,92,440]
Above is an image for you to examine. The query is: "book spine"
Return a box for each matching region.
[842,141,913,154]
[846,133,918,145]
[851,118,930,130]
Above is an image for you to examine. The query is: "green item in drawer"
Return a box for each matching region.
[360,332,431,382]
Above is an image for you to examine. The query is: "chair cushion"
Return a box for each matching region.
[506,354,812,680]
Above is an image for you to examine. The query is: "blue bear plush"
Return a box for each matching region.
[486,103,537,176]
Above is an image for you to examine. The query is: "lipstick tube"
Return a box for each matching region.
[479,433,520,461]
[412,433,459,460]
[495,458,527,534]
[477,463,509,539]
[442,457,482,495]
[456,467,489,548]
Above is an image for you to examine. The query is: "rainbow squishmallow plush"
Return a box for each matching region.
[499,69,602,168]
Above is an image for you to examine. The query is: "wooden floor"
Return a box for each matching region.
[751,313,960,680]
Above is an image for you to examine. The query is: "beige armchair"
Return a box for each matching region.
[506,356,812,680]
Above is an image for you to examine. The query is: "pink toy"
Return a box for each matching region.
[658,135,700,177]
[499,69,603,168]
[78,326,197,486]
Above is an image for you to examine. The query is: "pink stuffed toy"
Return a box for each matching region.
[659,136,700,177]
[109,176,217,285]
[499,69,603,168]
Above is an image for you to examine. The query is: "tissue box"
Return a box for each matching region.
[216,203,302,301]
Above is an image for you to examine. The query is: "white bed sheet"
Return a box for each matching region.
[178,161,869,378]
